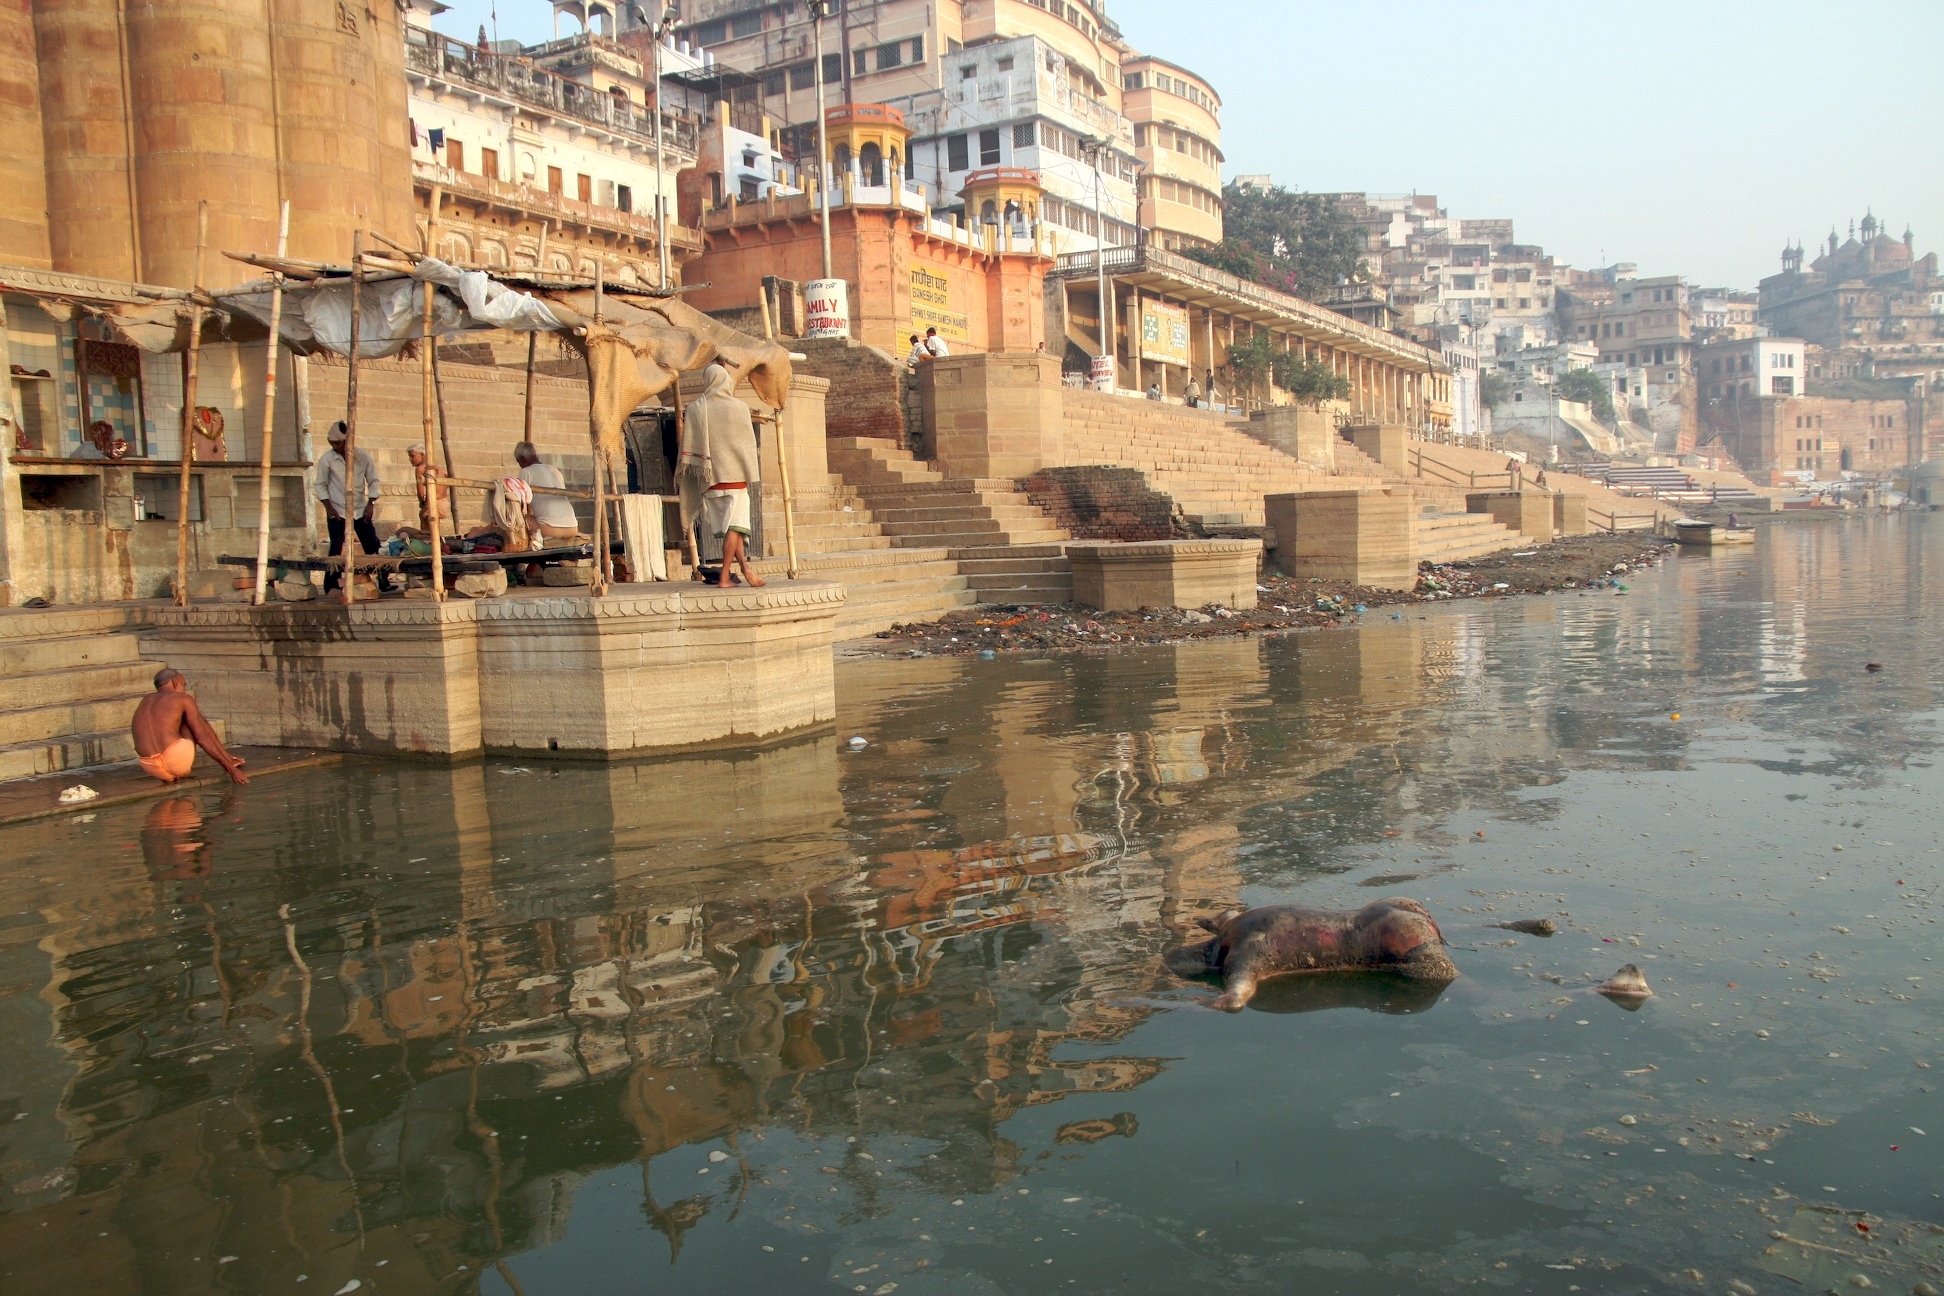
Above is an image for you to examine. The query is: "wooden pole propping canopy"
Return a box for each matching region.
[342,229,365,606]
[252,201,290,606]
[589,260,610,595]
[760,281,800,580]
[173,200,208,606]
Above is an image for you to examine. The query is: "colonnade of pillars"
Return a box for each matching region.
[1076,282,1445,428]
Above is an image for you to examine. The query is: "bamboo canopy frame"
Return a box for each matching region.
[126,237,806,605]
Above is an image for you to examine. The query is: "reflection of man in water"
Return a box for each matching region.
[141,797,212,882]
[131,668,248,784]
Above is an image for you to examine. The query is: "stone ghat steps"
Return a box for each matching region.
[948,544,1074,604]
[744,547,977,638]
[1415,510,1522,565]
[1329,439,1475,512]
[831,438,1072,551]
[1059,419,1386,526]
[0,607,180,781]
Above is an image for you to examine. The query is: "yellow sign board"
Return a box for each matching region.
[910,267,970,343]
[1140,300,1190,366]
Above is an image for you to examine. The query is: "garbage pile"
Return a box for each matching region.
[868,533,1673,657]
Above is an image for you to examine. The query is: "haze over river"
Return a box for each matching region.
[1,515,1938,1295]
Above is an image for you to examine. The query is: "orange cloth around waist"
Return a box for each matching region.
[137,738,196,783]
[707,481,747,491]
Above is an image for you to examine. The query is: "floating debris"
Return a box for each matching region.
[1595,964,1655,1001]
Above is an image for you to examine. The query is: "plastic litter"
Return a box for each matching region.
[846,736,869,751]
[57,785,98,804]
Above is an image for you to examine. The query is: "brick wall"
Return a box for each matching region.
[1022,466,1196,542]
[792,337,910,444]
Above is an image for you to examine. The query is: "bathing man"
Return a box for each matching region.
[131,669,248,784]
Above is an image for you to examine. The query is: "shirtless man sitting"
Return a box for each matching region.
[131,669,248,785]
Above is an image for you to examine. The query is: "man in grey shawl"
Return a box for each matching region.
[679,364,767,588]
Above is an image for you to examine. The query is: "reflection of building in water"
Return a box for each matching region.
[0,735,1186,1286]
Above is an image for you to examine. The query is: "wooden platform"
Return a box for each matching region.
[0,746,343,827]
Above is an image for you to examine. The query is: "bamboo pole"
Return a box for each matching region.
[422,246,445,602]
[522,331,537,441]
[173,201,208,606]
[251,201,291,605]
[758,284,799,580]
[342,229,365,606]
[425,184,455,478]
[590,260,608,595]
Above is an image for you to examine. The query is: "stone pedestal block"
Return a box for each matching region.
[474,582,844,756]
[1068,539,1262,611]
[145,601,486,756]
[921,352,1063,479]
[1248,406,1337,472]
[1467,490,1555,542]
[1264,489,1418,590]
[1345,422,1408,473]
[1553,491,1589,537]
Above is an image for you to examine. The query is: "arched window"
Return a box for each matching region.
[859,141,883,186]
[440,233,472,263]
[480,240,507,267]
[980,200,997,225]
[832,143,851,174]
[1003,198,1022,226]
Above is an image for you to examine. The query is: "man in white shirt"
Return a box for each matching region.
[315,421,385,591]
[515,442,581,540]
[906,333,928,367]
[923,327,949,358]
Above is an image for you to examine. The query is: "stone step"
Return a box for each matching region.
[0,605,146,642]
[866,502,1056,524]
[0,660,162,711]
[0,693,151,749]
[885,530,1070,551]
[0,630,149,676]
[0,715,232,784]
[833,582,979,637]
[746,547,960,586]
[0,729,139,783]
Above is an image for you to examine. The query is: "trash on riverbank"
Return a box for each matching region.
[864,534,1672,656]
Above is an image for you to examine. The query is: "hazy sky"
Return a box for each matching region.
[437,0,1940,288]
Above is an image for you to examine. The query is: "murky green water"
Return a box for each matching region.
[2,516,1940,1295]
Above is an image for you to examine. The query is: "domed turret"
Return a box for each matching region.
[1861,210,1878,242]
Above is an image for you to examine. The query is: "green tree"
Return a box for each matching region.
[1274,354,1353,406]
[1184,183,1367,301]
[1479,370,1512,408]
[1554,368,1616,425]
[1223,332,1354,406]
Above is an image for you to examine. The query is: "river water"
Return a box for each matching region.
[1,515,1939,1295]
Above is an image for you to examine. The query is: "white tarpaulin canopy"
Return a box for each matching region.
[214,259,565,358]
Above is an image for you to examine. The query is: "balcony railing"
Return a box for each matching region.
[406,32,698,156]
[415,163,700,249]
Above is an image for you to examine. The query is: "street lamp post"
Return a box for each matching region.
[650,4,677,289]
[1082,135,1113,389]
[808,0,835,279]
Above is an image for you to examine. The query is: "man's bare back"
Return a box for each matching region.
[132,671,247,784]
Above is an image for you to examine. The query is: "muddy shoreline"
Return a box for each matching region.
[859,533,1674,656]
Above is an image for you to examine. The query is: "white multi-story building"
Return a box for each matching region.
[402,0,701,278]
[891,32,1141,256]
